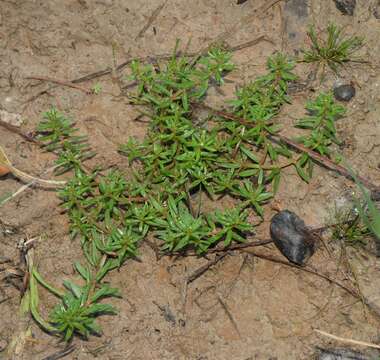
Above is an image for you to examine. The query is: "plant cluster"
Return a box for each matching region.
[26,27,373,342]
[27,49,302,340]
[120,50,301,254]
[302,23,364,73]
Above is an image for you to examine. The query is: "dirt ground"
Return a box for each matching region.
[1,0,380,359]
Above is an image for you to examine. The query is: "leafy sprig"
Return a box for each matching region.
[36,108,95,174]
[294,92,345,181]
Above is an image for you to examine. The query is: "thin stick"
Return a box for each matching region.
[210,239,273,253]
[42,345,76,360]
[7,164,66,188]
[211,0,284,45]
[26,76,92,94]
[242,249,380,319]
[260,0,284,13]
[69,36,269,84]
[314,329,380,350]
[228,36,274,52]
[217,295,241,338]
[242,249,359,297]
[167,239,273,257]
[0,119,38,143]
[0,147,65,188]
[135,1,168,40]
[0,165,61,207]
[273,133,379,195]
[186,253,227,284]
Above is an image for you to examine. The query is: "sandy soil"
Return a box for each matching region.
[0,0,380,359]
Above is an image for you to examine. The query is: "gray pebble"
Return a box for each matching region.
[333,84,356,102]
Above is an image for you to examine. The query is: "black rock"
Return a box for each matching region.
[333,84,356,102]
[236,0,248,4]
[333,0,356,16]
[270,210,316,265]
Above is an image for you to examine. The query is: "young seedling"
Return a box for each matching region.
[91,83,102,95]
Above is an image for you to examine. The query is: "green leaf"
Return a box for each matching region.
[91,285,121,303]
[63,280,83,299]
[240,145,259,163]
[74,262,90,282]
[295,163,310,183]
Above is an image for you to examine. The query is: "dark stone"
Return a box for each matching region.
[333,84,356,102]
[333,0,356,16]
[270,210,316,265]
[236,0,248,4]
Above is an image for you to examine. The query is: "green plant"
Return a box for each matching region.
[302,23,364,73]
[91,83,102,95]
[294,92,345,182]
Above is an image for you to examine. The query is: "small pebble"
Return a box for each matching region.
[236,0,249,4]
[333,0,356,16]
[270,210,316,265]
[333,84,356,102]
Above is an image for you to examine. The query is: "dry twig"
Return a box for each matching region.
[26,76,92,94]
[0,119,37,143]
[187,253,227,284]
[135,1,168,39]
[217,295,241,338]
[314,329,380,350]
[242,249,380,319]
